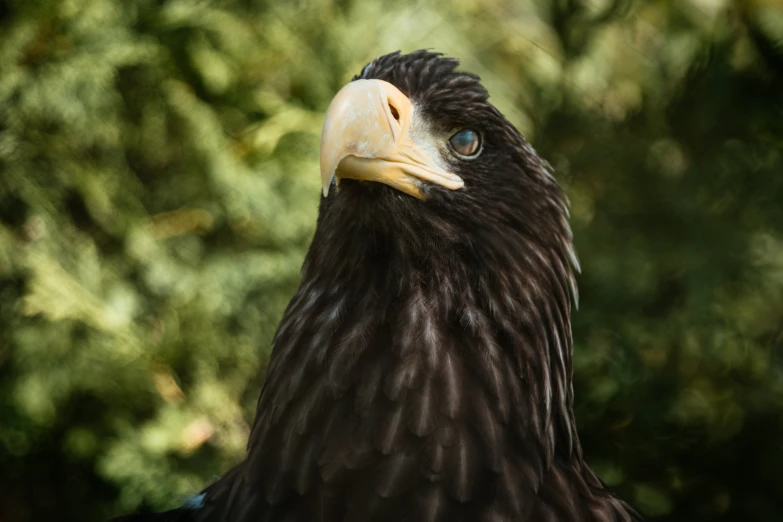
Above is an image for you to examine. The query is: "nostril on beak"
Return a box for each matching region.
[388,102,400,122]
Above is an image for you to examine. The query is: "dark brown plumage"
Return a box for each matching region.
[114,50,641,522]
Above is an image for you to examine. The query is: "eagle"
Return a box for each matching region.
[114,50,641,522]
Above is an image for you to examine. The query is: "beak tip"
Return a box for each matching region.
[321,171,335,197]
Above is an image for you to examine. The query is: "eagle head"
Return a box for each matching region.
[313,50,578,312]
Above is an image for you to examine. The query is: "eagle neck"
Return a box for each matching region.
[289,222,582,464]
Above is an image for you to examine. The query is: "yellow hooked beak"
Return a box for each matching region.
[319,79,464,199]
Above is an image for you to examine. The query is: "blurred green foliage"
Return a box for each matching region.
[1,0,782,521]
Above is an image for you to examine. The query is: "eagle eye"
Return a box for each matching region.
[449,129,481,158]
